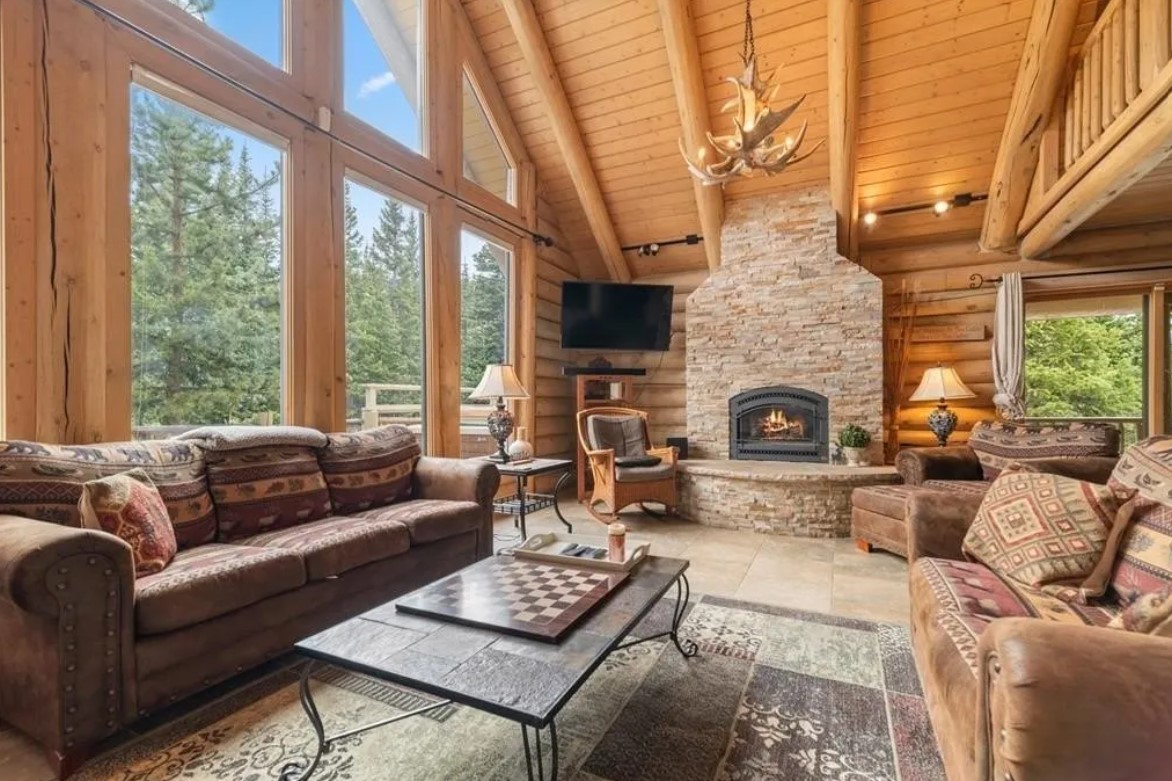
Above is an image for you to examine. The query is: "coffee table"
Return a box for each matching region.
[280,555,696,781]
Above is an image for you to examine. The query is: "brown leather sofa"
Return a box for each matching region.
[0,428,500,777]
[906,488,1172,781]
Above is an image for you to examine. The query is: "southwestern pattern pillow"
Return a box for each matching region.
[79,469,177,577]
[1106,436,1172,605]
[962,465,1131,602]
[968,420,1121,481]
[0,440,215,549]
[1108,586,1172,636]
[316,425,421,514]
[205,446,332,541]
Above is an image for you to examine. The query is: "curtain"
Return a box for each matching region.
[992,272,1026,419]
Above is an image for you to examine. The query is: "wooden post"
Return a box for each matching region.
[424,196,462,456]
[828,0,860,260]
[1150,284,1167,437]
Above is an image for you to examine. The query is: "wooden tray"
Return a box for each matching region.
[513,532,650,572]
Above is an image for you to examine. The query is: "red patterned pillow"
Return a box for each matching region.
[1106,436,1172,605]
[316,425,421,513]
[206,446,332,541]
[1109,586,1172,636]
[962,465,1133,602]
[79,469,177,577]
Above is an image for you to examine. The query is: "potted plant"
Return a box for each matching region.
[837,425,871,467]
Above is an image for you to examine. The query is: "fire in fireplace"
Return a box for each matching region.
[729,386,829,462]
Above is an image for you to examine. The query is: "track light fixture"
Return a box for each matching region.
[637,243,661,257]
[859,192,987,227]
[621,234,704,257]
[530,234,555,247]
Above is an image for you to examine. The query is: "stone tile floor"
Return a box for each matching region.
[1,503,909,781]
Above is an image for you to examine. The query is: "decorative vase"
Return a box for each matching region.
[927,404,959,447]
[842,446,867,467]
[507,427,534,462]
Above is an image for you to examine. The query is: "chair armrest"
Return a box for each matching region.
[0,514,135,760]
[1020,456,1118,484]
[906,490,984,563]
[647,445,677,466]
[978,619,1172,781]
[895,446,983,485]
[412,457,501,558]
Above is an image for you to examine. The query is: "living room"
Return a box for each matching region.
[3,0,1172,779]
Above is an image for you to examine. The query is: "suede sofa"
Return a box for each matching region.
[852,420,1121,556]
[0,425,500,777]
[906,436,1172,781]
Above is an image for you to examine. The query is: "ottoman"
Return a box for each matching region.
[850,484,919,557]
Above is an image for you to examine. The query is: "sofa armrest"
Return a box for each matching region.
[0,515,135,764]
[413,457,501,558]
[1020,456,1118,484]
[906,490,984,562]
[977,619,1172,781]
[895,446,983,485]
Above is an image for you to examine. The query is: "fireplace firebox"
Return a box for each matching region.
[729,386,829,462]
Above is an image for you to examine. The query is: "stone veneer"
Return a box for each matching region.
[686,186,884,461]
[679,187,886,537]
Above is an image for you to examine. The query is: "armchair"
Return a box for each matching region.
[575,407,678,522]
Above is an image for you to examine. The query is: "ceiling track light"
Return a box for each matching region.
[860,192,988,227]
[622,234,704,257]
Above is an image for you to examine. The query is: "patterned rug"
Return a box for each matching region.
[75,596,944,781]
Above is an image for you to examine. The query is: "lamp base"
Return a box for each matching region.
[927,404,958,447]
[486,399,515,463]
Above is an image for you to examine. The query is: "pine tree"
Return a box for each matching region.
[460,243,508,389]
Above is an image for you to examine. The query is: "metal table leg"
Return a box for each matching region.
[613,573,698,659]
[520,721,559,781]
[517,474,529,540]
[552,470,573,533]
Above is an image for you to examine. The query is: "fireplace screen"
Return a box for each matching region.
[729,386,829,462]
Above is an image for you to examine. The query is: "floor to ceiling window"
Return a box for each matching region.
[344,177,426,444]
[343,0,424,154]
[459,228,512,457]
[160,0,286,69]
[129,80,287,438]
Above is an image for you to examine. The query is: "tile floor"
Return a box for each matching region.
[1,504,910,781]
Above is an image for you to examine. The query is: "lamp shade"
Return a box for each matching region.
[468,364,530,400]
[909,365,977,402]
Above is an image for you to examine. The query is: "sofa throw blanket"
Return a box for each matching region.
[178,425,328,451]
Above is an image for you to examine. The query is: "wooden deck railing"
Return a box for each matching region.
[357,383,491,430]
[1062,0,1170,172]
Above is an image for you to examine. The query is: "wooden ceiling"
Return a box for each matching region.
[459,0,1107,278]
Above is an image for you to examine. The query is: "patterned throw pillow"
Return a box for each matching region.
[205,446,332,541]
[968,420,1121,481]
[316,425,421,514]
[962,465,1132,602]
[1108,586,1172,636]
[1106,436,1172,605]
[0,440,215,549]
[79,469,177,577]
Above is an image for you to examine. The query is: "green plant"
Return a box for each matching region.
[837,424,871,449]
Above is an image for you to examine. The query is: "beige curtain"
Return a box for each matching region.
[992,272,1026,419]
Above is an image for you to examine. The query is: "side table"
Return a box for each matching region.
[481,457,574,540]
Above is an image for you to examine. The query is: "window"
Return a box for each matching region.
[1025,294,1145,444]
[460,230,512,457]
[344,178,426,445]
[462,72,514,203]
[344,0,423,154]
[162,0,285,69]
[130,83,286,438]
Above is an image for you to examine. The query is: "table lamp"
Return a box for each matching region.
[909,364,977,446]
[469,364,530,462]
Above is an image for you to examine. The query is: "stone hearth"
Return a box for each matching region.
[679,187,887,536]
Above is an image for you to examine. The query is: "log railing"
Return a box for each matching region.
[1062,0,1170,173]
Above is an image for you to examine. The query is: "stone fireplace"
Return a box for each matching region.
[729,385,828,462]
[676,187,897,537]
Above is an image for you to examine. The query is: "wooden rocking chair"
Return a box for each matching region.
[575,406,678,523]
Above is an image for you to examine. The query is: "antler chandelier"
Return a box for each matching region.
[680,0,822,186]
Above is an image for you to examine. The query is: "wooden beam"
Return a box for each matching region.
[1150,284,1167,436]
[1021,85,1172,258]
[657,0,722,272]
[497,0,630,282]
[980,0,1081,252]
[827,0,859,260]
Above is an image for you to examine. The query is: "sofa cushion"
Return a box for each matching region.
[1107,436,1172,605]
[615,462,674,483]
[0,440,215,548]
[355,499,482,546]
[205,446,332,541]
[177,425,328,450]
[316,425,421,513]
[135,543,306,635]
[79,469,177,577]
[968,420,1121,480]
[587,415,646,458]
[234,515,411,580]
[962,467,1130,602]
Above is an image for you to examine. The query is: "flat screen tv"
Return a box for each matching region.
[560,281,674,351]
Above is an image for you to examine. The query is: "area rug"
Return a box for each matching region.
[75,596,944,781]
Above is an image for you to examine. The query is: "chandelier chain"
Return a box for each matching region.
[742,0,755,64]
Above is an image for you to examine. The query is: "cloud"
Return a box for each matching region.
[359,71,397,98]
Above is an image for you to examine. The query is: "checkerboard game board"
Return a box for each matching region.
[395,557,629,642]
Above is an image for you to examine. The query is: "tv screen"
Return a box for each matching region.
[560,281,674,351]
